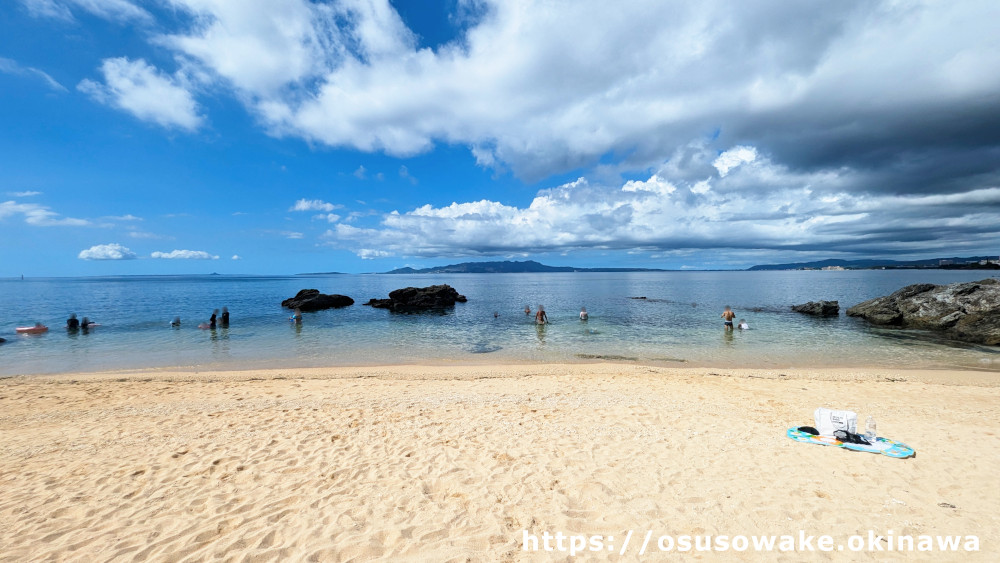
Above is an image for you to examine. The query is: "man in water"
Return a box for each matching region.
[221,307,230,327]
[524,305,531,315]
[67,313,80,330]
[535,306,548,325]
[209,309,218,329]
[579,307,588,321]
[720,306,736,331]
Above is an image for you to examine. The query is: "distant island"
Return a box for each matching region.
[383,260,667,274]
[748,256,1000,271]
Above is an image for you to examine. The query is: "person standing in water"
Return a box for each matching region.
[535,305,548,325]
[524,305,531,316]
[720,305,736,331]
[66,313,80,329]
[209,309,218,329]
[290,308,303,323]
[738,318,749,330]
[579,307,588,321]
[171,317,181,327]
[221,307,230,327]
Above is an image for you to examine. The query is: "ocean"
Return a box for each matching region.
[1,270,998,376]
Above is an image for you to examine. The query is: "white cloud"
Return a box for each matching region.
[0,200,90,226]
[622,175,676,195]
[78,243,136,260]
[0,57,67,92]
[78,57,203,131]
[289,198,341,212]
[104,213,142,221]
[6,190,42,197]
[142,0,1000,181]
[320,142,1000,259]
[231,254,241,260]
[712,146,757,177]
[314,213,341,223]
[282,231,304,239]
[353,165,367,179]
[21,0,151,24]
[150,249,220,259]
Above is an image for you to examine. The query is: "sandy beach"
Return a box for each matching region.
[1,363,998,561]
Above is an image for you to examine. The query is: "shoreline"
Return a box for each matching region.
[5,362,1000,387]
[3,363,999,561]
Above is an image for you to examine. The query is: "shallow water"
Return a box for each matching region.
[1,270,998,376]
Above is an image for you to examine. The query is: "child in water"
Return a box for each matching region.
[738,319,749,330]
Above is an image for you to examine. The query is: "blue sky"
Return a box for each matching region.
[2,1,999,276]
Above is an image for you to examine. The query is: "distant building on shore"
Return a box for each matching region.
[940,259,954,266]
[821,265,846,271]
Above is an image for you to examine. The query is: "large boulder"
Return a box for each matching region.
[364,284,467,311]
[846,279,1000,345]
[791,300,840,316]
[281,289,354,311]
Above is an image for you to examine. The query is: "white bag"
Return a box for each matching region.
[814,407,857,437]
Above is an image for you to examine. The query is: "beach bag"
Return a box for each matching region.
[814,408,857,437]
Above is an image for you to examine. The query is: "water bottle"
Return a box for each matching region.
[865,415,877,443]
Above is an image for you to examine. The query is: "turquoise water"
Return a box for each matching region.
[1,270,999,376]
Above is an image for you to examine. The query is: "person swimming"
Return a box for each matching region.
[171,316,181,327]
[524,305,531,315]
[290,308,303,323]
[579,307,588,321]
[221,307,230,327]
[738,319,749,330]
[66,313,80,329]
[535,305,548,325]
[80,317,93,329]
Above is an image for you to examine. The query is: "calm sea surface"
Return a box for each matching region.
[1,270,998,376]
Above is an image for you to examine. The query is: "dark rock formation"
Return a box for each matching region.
[281,289,354,311]
[364,284,467,311]
[846,279,1000,345]
[791,300,840,316]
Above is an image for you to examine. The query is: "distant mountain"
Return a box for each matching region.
[383,260,667,274]
[748,256,999,271]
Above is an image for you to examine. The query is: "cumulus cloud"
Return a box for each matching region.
[0,57,66,92]
[321,143,1000,260]
[150,249,220,259]
[137,0,1000,184]
[289,198,341,212]
[231,254,241,260]
[78,243,136,260]
[0,200,89,226]
[78,57,203,131]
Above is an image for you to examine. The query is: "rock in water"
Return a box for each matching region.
[791,300,840,316]
[281,289,354,311]
[364,284,468,311]
[846,279,1000,345]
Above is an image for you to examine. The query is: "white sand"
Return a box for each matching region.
[1,364,998,561]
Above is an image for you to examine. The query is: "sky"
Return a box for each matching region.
[2,0,1000,276]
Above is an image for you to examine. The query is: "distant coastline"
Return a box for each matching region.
[748,256,1000,271]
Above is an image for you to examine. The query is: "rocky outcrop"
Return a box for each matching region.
[281,289,354,311]
[364,284,467,311]
[846,279,1000,345]
[792,300,840,316]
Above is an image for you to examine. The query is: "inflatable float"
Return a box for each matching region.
[786,427,914,459]
[16,325,49,334]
